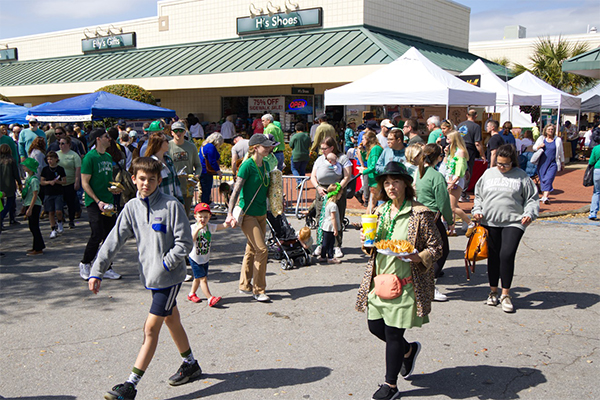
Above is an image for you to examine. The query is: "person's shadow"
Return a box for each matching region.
[404,365,546,399]
[163,366,331,399]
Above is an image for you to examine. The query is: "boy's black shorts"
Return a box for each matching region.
[149,283,182,317]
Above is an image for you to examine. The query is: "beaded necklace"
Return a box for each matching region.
[252,157,269,187]
[375,198,407,241]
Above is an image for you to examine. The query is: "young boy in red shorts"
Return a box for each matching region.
[88,157,200,400]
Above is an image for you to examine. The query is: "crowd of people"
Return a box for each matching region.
[1,109,599,400]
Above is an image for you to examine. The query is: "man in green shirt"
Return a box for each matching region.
[262,114,285,171]
[79,128,122,281]
[289,122,311,185]
[427,116,444,144]
[167,121,202,216]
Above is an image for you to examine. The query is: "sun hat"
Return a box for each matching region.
[21,157,39,173]
[375,161,413,184]
[145,120,163,132]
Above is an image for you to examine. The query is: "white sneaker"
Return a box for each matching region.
[50,230,58,239]
[500,294,514,313]
[57,222,64,234]
[313,245,322,257]
[253,293,270,302]
[103,268,122,280]
[79,262,91,280]
[184,274,193,282]
[433,287,448,302]
[333,247,344,258]
[238,289,253,295]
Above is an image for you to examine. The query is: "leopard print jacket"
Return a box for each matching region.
[355,201,442,317]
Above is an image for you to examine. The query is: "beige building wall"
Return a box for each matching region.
[2,0,469,62]
[363,0,470,50]
[469,33,600,68]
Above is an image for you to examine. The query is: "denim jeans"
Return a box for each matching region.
[199,173,214,204]
[291,160,308,184]
[0,195,16,224]
[274,151,285,171]
[590,168,600,218]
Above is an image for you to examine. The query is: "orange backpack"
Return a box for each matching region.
[464,223,488,280]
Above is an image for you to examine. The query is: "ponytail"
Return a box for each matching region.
[419,143,442,179]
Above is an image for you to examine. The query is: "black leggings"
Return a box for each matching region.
[434,216,449,278]
[62,183,78,223]
[28,205,45,251]
[321,230,335,259]
[368,318,408,386]
[483,226,524,289]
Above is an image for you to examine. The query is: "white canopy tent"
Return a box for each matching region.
[460,59,542,127]
[508,71,581,125]
[324,47,496,118]
[578,83,600,112]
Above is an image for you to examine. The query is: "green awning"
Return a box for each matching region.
[0,26,507,87]
[562,47,600,79]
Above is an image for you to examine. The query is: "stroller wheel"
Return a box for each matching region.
[306,216,317,229]
[281,259,293,270]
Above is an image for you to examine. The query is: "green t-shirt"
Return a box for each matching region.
[23,176,42,207]
[58,150,82,185]
[264,123,285,152]
[289,131,311,162]
[237,157,271,216]
[81,149,114,207]
[427,128,443,144]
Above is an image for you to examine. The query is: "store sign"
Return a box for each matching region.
[292,87,314,95]
[82,33,136,53]
[237,8,322,35]
[0,48,18,62]
[288,99,308,110]
[248,96,285,113]
[458,74,481,87]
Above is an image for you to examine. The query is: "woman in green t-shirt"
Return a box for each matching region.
[356,161,441,400]
[225,134,278,303]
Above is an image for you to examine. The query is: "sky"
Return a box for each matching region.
[0,0,598,41]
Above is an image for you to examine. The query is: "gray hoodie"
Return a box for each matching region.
[90,188,192,289]
[472,167,539,231]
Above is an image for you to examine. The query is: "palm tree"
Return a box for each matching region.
[512,36,596,94]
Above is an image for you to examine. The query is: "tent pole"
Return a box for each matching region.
[445,104,449,120]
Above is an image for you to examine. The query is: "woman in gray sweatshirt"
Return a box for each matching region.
[472,144,539,313]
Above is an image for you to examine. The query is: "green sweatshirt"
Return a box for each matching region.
[362,145,383,187]
[472,167,539,231]
[589,145,600,169]
[414,166,454,225]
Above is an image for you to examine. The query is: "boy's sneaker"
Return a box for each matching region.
[334,247,344,258]
[50,229,58,239]
[168,360,202,386]
[104,382,137,400]
[253,293,271,302]
[187,293,202,303]
[400,341,421,379]
[184,274,193,282]
[486,291,499,306]
[57,222,64,234]
[104,268,122,280]
[237,288,253,295]
[433,287,448,302]
[79,262,91,280]
[208,296,222,307]
[371,383,400,400]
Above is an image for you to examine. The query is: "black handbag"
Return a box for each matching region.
[583,164,594,187]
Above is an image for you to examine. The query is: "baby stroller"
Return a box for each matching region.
[303,172,361,230]
[266,212,311,270]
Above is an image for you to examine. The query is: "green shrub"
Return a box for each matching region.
[192,139,232,170]
[96,84,157,105]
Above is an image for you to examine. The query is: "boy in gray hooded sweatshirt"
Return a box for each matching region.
[88,157,198,400]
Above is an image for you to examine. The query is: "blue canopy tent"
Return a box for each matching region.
[0,101,27,118]
[28,91,176,122]
[0,102,52,125]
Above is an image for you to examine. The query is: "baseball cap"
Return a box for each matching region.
[128,130,138,138]
[380,119,394,129]
[249,134,278,147]
[171,121,186,131]
[347,118,357,124]
[391,112,401,121]
[366,120,380,132]
[194,202,211,214]
[117,119,126,127]
[88,128,106,145]
[363,112,375,120]
[29,117,39,124]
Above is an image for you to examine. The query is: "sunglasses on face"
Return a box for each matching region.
[173,129,185,133]
[497,162,511,168]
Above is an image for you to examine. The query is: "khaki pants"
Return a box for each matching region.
[177,175,193,216]
[240,214,268,294]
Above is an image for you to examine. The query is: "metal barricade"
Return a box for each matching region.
[206,173,314,218]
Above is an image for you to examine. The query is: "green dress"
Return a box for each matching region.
[367,201,429,329]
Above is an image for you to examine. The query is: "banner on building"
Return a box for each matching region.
[248,96,285,114]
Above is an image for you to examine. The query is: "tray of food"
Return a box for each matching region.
[375,239,417,260]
